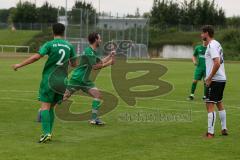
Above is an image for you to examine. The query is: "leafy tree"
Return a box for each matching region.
[37,2,58,23]
[0,9,10,23]
[227,16,240,27]
[12,1,37,23]
[150,0,181,27]
[69,0,97,25]
[150,0,226,27]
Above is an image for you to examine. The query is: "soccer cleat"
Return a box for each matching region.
[221,129,228,136]
[187,95,194,100]
[205,132,214,139]
[89,118,105,126]
[40,134,53,140]
[38,134,52,143]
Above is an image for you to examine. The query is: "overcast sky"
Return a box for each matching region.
[0,0,239,17]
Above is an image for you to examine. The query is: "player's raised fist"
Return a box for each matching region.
[110,50,116,57]
[93,62,103,70]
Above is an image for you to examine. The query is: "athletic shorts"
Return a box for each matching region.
[205,81,226,104]
[38,84,63,104]
[67,79,96,93]
[194,67,206,80]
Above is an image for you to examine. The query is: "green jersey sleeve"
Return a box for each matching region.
[86,55,101,66]
[38,42,50,56]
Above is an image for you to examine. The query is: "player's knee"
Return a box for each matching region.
[217,102,224,111]
[94,92,102,100]
[41,102,51,110]
[89,88,102,100]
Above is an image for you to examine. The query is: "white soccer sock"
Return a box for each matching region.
[208,112,216,134]
[219,110,227,130]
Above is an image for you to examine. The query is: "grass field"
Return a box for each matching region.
[0,30,40,45]
[1,56,240,160]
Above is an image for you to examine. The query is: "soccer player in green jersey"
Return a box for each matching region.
[187,40,207,100]
[12,23,77,143]
[63,32,115,125]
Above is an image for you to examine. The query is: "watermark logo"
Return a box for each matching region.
[48,40,174,121]
[118,110,192,123]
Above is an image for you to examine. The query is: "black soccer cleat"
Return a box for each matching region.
[89,118,105,126]
[221,129,228,136]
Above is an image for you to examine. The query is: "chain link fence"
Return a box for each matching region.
[58,8,150,58]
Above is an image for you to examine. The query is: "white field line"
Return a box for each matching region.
[1,99,239,115]
[0,89,239,111]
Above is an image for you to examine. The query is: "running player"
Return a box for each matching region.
[188,40,207,100]
[12,23,77,143]
[201,25,228,138]
[63,32,115,125]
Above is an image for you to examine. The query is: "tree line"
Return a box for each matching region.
[0,2,57,24]
[0,1,96,24]
[1,0,240,28]
[150,0,227,27]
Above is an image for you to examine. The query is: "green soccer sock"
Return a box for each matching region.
[191,82,197,95]
[41,110,51,135]
[92,99,101,120]
[49,108,55,133]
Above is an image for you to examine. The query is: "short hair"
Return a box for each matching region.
[52,23,65,36]
[202,25,214,38]
[88,32,100,44]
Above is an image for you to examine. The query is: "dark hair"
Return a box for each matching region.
[202,25,214,38]
[88,32,100,44]
[52,23,65,36]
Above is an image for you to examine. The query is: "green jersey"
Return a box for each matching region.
[69,46,101,84]
[38,38,76,103]
[193,45,207,69]
[39,38,76,77]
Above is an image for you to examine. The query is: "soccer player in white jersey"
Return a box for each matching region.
[201,25,228,138]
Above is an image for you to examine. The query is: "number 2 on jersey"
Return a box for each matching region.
[56,49,65,66]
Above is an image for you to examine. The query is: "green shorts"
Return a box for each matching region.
[67,79,96,93]
[194,67,206,80]
[38,80,63,104]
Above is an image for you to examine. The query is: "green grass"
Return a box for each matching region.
[1,57,240,160]
[0,29,40,45]
[149,28,240,59]
[149,30,200,47]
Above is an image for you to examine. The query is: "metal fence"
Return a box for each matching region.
[0,45,30,53]
[59,8,150,58]
[0,22,53,30]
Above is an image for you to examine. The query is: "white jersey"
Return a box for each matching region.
[205,40,226,81]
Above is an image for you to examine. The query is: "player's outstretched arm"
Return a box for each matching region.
[12,53,42,71]
[92,51,115,70]
[92,56,115,70]
[101,51,115,63]
[192,56,197,65]
[69,58,78,67]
